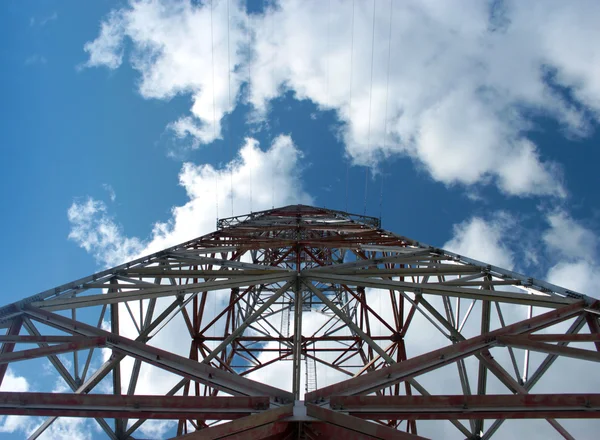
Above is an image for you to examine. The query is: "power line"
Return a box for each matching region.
[227,0,234,216]
[246,10,253,212]
[364,0,376,216]
[271,2,275,209]
[380,0,393,223]
[210,0,219,221]
[345,0,356,213]
[326,0,331,108]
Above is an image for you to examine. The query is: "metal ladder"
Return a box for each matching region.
[304,348,317,393]
[279,299,292,358]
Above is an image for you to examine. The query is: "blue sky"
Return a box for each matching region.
[2,0,600,438]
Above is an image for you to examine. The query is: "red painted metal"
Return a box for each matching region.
[0,336,106,365]
[306,301,586,401]
[173,405,293,439]
[0,318,22,387]
[331,394,600,420]
[306,404,429,439]
[0,392,269,419]
[0,205,596,439]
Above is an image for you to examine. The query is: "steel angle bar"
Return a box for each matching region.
[301,280,395,365]
[385,228,592,304]
[306,404,429,439]
[23,306,294,401]
[31,273,294,311]
[0,318,22,387]
[304,273,572,308]
[481,315,588,440]
[405,378,472,438]
[331,394,600,420]
[0,337,106,365]
[306,301,586,400]
[0,392,269,419]
[168,253,292,272]
[496,336,600,363]
[125,378,189,437]
[21,317,78,390]
[202,279,295,364]
[171,404,293,440]
[586,314,600,352]
[302,252,432,273]
[521,334,600,342]
[0,335,102,343]
[330,266,485,277]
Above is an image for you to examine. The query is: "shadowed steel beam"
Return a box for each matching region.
[201,279,295,365]
[172,404,293,439]
[305,273,573,308]
[0,318,22,387]
[497,336,600,363]
[331,394,600,419]
[302,280,395,365]
[306,301,586,400]
[24,306,294,401]
[31,273,295,311]
[0,337,106,365]
[0,392,269,419]
[306,403,429,439]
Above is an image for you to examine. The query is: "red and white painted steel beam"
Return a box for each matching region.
[0,392,269,420]
[331,394,600,420]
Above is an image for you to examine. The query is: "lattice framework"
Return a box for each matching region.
[0,205,599,439]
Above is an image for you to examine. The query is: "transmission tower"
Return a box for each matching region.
[0,204,599,439]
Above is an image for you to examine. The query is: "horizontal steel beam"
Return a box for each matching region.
[0,337,106,365]
[331,394,600,420]
[304,274,573,308]
[24,307,294,402]
[173,404,293,439]
[497,336,600,363]
[31,273,295,311]
[0,392,269,420]
[306,301,586,400]
[306,404,428,439]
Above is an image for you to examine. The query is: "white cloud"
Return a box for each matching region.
[81,0,600,197]
[83,0,249,145]
[30,12,58,27]
[543,211,598,261]
[83,10,127,70]
[543,210,600,297]
[444,209,600,298]
[66,134,311,437]
[246,0,589,196]
[102,183,117,202]
[0,370,33,434]
[0,369,30,392]
[547,260,600,297]
[67,198,144,267]
[25,54,48,66]
[69,135,311,266]
[443,213,515,270]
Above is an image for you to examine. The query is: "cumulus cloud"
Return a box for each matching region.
[543,211,598,261]
[69,135,311,266]
[65,134,311,437]
[443,212,515,270]
[0,370,33,434]
[443,209,600,298]
[83,0,249,144]
[543,210,600,297]
[78,0,600,196]
[67,198,144,267]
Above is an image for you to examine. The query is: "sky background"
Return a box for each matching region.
[2,0,600,438]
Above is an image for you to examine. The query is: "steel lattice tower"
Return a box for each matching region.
[1,204,599,439]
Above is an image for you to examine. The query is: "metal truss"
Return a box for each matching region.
[0,204,599,439]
